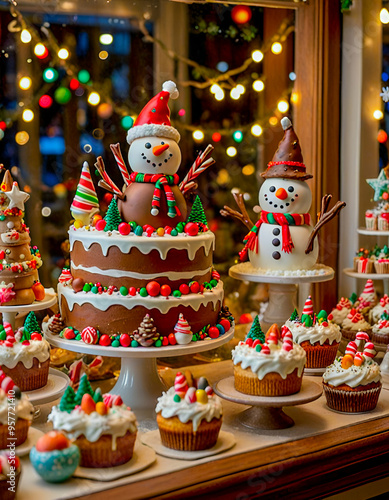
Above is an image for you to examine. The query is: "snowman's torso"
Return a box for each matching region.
[249,178,319,271]
[250,222,318,271]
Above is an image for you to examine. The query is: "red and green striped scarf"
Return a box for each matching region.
[239,211,311,262]
[129,172,180,218]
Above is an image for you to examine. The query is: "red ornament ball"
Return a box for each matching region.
[103,193,113,205]
[129,287,137,296]
[189,281,200,293]
[219,319,231,332]
[99,334,111,346]
[185,222,199,236]
[208,326,220,339]
[179,284,190,295]
[160,284,172,297]
[95,219,106,231]
[168,333,177,345]
[118,222,130,235]
[146,281,161,297]
[231,5,252,24]
[119,333,131,347]
[31,333,43,341]
[383,192,389,200]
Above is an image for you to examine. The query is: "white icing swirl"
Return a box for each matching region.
[284,320,341,346]
[341,316,371,332]
[0,338,50,369]
[369,303,389,324]
[329,307,350,325]
[323,358,381,388]
[372,322,389,336]
[0,389,34,424]
[48,404,137,450]
[231,341,306,380]
[155,387,222,432]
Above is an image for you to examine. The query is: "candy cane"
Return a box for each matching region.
[179,145,215,194]
[281,325,291,339]
[174,372,188,397]
[363,341,376,359]
[267,332,279,345]
[110,143,131,186]
[3,323,13,337]
[0,369,15,393]
[95,157,124,197]
[184,386,197,403]
[354,352,364,366]
[282,332,293,352]
[345,341,358,358]
[261,344,271,355]
[355,331,370,348]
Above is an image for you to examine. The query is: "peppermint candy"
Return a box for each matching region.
[380,294,389,306]
[282,331,293,352]
[267,332,278,345]
[205,385,214,396]
[81,326,98,345]
[3,322,13,337]
[0,370,15,393]
[355,331,370,347]
[261,344,271,355]
[363,341,376,359]
[281,325,291,339]
[184,386,197,403]
[174,372,188,397]
[345,341,358,357]
[103,394,123,408]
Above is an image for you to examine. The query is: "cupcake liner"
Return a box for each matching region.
[357,259,374,274]
[0,419,30,449]
[300,341,339,368]
[370,331,389,345]
[0,470,21,500]
[157,415,222,451]
[323,384,381,413]
[365,216,377,230]
[2,358,50,392]
[374,261,389,274]
[341,328,372,342]
[74,431,136,468]
[234,366,302,396]
[378,217,389,231]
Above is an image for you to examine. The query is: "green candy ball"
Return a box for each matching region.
[76,334,82,341]
[170,229,178,236]
[119,286,128,296]
[83,283,91,292]
[111,339,120,347]
[129,221,137,230]
[139,287,148,297]
[255,344,262,352]
[173,394,181,403]
[155,340,162,347]
[131,340,139,347]
[0,331,6,341]
[91,286,98,294]
[134,225,143,236]
[210,279,218,287]
[173,290,181,298]
[0,215,5,221]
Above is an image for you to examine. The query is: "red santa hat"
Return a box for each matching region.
[126,81,180,145]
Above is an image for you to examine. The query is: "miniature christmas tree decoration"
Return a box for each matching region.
[74,373,94,406]
[133,314,159,347]
[104,198,122,232]
[59,386,76,413]
[290,308,300,322]
[246,315,265,342]
[24,311,41,335]
[187,195,208,229]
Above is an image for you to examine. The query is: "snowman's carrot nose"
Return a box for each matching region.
[153,143,170,156]
[275,187,288,200]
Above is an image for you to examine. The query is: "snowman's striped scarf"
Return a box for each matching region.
[239,211,311,262]
[129,172,181,218]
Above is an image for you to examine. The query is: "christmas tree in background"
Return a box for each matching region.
[59,386,76,413]
[187,195,208,227]
[104,198,122,232]
[246,315,265,342]
[74,373,94,405]
[24,311,41,335]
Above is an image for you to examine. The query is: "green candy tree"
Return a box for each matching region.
[59,386,76,413]
[246,315,265,342]
[74,373,94,405]
[104,198,122,232]
[187,195,208,227]
[290,308,300,322]
[93,387,104,404]
[24,311,41,335]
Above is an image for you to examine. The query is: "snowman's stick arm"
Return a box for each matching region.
[95,157,125,199]
[305,197,346,254]
[220,191,254,230]
[110,143,131,186]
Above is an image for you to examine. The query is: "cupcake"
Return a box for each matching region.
[30,431,80,482]
[378,212,389,230]
[284,298,341,368]
[374,245,389,273]
[0,370,34,448]
[371,311,389,345]
[341,308,372,341]
[328,297,353,326]
[365,210,377,230]
[0,453,21,500]
[369,294,389,323]
[354,279,378,317]
[232,320,306,396]
[353,248,369,272]
[48,374,137,468]
[155,372,222,451]
[323,333,381,412]
[0,313,50,391]
[356,256,374,274]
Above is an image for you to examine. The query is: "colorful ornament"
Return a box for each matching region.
[81,326,98,345]
[174,313,192,345]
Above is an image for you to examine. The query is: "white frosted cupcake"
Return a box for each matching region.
[369,295,389,324]
[329,297,353,325]
[341,309,371,341]
[371,312,389,345]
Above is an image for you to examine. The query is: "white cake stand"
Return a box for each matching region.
[214,376,323,430]
[229,262,334,328]
[45,326,235,413]
[0,292,57,330]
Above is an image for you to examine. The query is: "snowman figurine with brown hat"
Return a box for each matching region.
[222,117,346,271]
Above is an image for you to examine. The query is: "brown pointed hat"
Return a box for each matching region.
[261,117,313,180]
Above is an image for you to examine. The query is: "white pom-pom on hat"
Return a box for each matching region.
[281,117,292,130]
[162,80,179,99]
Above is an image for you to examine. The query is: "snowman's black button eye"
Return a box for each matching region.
[161,141,165,145]
[288,186,294,192]
[145,143,151,149]
[269,186,276,192]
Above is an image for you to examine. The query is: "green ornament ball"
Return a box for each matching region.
[173,290,182,298]
[111,339,120,347]
[119,286,128,296]
[139,287,148,297]
[171,229,178,236]
[131,340,139,347]
[83,283,91,292]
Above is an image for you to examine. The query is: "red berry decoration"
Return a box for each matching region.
[119,333,131,347]
[99,334,111,346]
[219,319,231,332]
[179,284,190,295]
[31,333,43,341]
[160,284,172,297]
[129,287,137,296]
[208,326,220,339]
[146,281,161,297]
[95,219,106,231]
[164,226,172,234]
[63,328,76,340]
[189,281,200,293]
[245,338,253,346]
[118,222,130,235]
[168,333,177,345]
[162,336,169,346]
[185,222,199,236]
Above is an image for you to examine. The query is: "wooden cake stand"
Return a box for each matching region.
[45,325,235,414]
[214,376,323,430]
[229,262,334,329]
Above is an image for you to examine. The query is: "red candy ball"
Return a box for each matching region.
[31,333,42,341]
[146,281,161,297]
[208,326,220,339]
[179,284,190,295]
[160,284,172,297]
[119,333,131,347]
[168,333,177,345]
[103,193,113,205]
[189,281,200,293]
[162,336,169,346]
[219,319,231,332]
[118,222,130,235]
[95,219,107,231]
[129,287,137,296]
[185,222,199,236]
[99,334,111,346]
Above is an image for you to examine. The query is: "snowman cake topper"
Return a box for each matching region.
[89,81,216,228]
[221,117,346,272]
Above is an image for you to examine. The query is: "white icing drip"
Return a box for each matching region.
[71,263,211,281]
[323,358,382,388]
[232,341,306,380]
[69,227,215,261]
[0,389,34,424]
[155,387,222,432]
[284,320,341,346]
[58,281,223,314]
[0,338,50,369]
[48,404,137,449]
